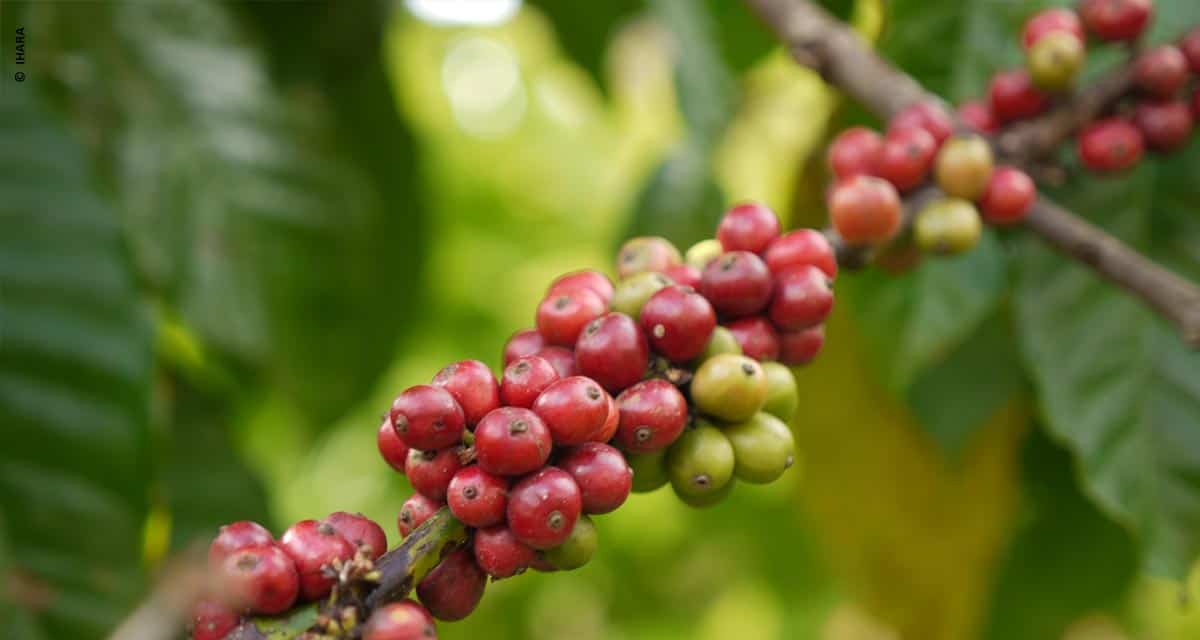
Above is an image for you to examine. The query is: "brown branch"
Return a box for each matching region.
[745,0,1200,346]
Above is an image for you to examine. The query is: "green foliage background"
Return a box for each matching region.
[1,1,1199,639]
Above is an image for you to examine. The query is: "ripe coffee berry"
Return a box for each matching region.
[217,545,299,615]
[405,448,462,502]
[1022,8,1084,49]
[779,324,825,365]
[888,100,955,145]
[559,442,634,514]
[594,394,620,443]
[726,316,782,362]
[192,599,239,640]
[717,202,781,253]
[534,345,577,378]
[364,601,437,640]
[390,385,466,451]
[616,236,682,279]
[934,135,995,200]
[1182,28,1200,73]
[474,407,552,476]
[473,525,537,579]
[640,285,717,362]
[502,328,545,365]
[209,520,274,570]
[1134,46,1188,98]
[979,166,1036,225]
[828,175,903,245]
[769,265,834,331]
[989,70,1048,122]
[547,269,614,306]
[699,251,773,318]
[378,417,409,473]
[533,376,612,445]
[279,520,355,601]
[416,547,487,621]
[507,467,583,549]
[1079,0,1153,42]
[828,126,883,179]
[958,100,997,133]
[536,288,607,347]
[1078,118,1144,173]
[612,271,674,319]
[691,354,768,422]
[662,263,701,289]
[615,379,688,454]
[764,229,837,280]
[324,512,388,560]
[1193,88,1200,120]
[1133,99,1193,151]
[575,313,649,393]
[500,355,559,408]
[876,125,937,192]
[397,493,441,537]
[432,360,499,427]
[447,466,509,528]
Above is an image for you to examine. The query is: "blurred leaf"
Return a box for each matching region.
[0,86,152,639]
[526,0,641,93]
[982,429,1138,640]
[653,0,736,144]
[625,139,727,250]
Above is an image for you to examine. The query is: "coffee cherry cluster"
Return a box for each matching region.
[372,202,825,633]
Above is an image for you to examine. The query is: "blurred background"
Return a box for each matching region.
[2,0,1200,638]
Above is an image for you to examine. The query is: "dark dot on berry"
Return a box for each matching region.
[318,522,337,536]
[510,419,528,435]
[554,296,570,310]
[547,511,565,530]
[693,474,711,488]
[399,510,413,525]
[463,486,478,500]
[586,386,601,401]
[741,363,756,375]
[395,417,408,434]
[236,554,259,570]
[635,427,652,443]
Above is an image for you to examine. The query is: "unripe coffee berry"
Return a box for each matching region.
[1134,45,1188,98]
[473,525,537,579]
[1078,118,1144,173]
[958,100,997,134]
[575,312,649,393]
[692,325,743,365]
[405,448,462,502]
[390,385,466,451]
[474,407,552,476]
[666,423,736,504]
[763,229,838,280]
[1079,0,1153,42]
[699,251,773,318]
[447,465,509,528]
[717,202,781,254]
[640,285,717,362]
[547,269,614,306]
[828,126,883,179]
[1133,99,1193,152]
[364,601,437,640]
[934,135,995,200]
[914,198,983,256]
[723,412,797,484]
[616,236,682,279]
[279,520,355,601]
[662,263,702,289]
[769,265,834,331]
[503,328,545,365]
[324,512,388,560]
[615,379,689,454]
[761,361,800,422]
[543,514,598,571]
[888,100,954,145]
[989,70,1048,123]
[626,450,670,493]
[611,271,674,319]
[416,547,486,621]
[1022,8,1084,49]
[507,467,583,549]
[685,239,724,270]
[691,354,768,422]
[979,166,1036,225]
[378,417,410,473]
[559,442,634,514]
[536,288,607,347]
[217,545,299,615]
[725,316,781,362]
[432,360,499,427]
[192,599,240,640]
[533,376,613,445]
[397,493,441,537]
[499,355,559,408]
[209,520,274,570]
[1028,31,1085,91]
[828,175,903,246]
[779,325,825,366]
[876,126,937,192]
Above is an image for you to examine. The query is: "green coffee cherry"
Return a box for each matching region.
[722,412,796,484]
[934,135,994,200]
[689,325,743,368]
[626,450,669,493]
[611,272,674,319]
[685,239,724,270]
[667,422,735,502]
[1028,31,1084,91]
[690,354,768,422]
[543,515,598,570]
[761,362,799,422]
[675,477,734,509]
[914,198,983,256]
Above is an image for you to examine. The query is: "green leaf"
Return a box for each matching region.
[0,87,152,638]
[525,0,642,93]
[624,140,727,250]
[652,0,736,144]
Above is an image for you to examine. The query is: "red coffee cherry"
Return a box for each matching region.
[473,525,537,579]
[558,443,634,515]
[377,417,409,473]
[534,345,578,378]
[506,467,583,550]
[405,448,462,502]
[416,547,487,621]
[547,269,614,306]
[390,385,465,451]
[324,512,388,560]
[615,379,688,454]
[594,394,620,443]
[432,360,499,427]
[279,520,355,601]
[1079,0,1153,42]
[639,285,717,363]
[1134,45,1189,98]
[217,544,298,615]
[989,70,1049,123]
[726,316,781,362]
[828,126,884,179]
[209,520,274,570]
[502,328,544,365]
[447,466,509,528]
[499,355,560,408]
[764,229,837,280]
[616,236,682,279]
[191,599,240,640]
[1192,88,1200,120]
[536,288,607,347]
[575,313,650,393]
[888,100,954,145]
[828,175,903,245]
[779,324,826,366]
[364,600,437,640]
[717,202,782,254]
[474,407,553,476]
[661,263,702,289]
[876,125,937,192]
[1133,99,1194,151]
[533,376,613,445]
[397,493,441,537]
[958,100,997,134]
[1022,8,1084,49]
[1078,118,1145,173]
[979,166,1036,225]
[1181,28,1200,73]
[769,265,834,331]
[699,251,773,318]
